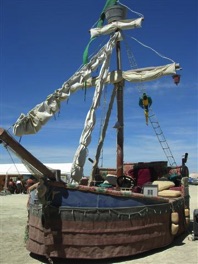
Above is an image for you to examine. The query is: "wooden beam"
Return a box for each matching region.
[0,128,55,180]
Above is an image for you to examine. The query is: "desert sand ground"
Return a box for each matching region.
[0,185,197,264]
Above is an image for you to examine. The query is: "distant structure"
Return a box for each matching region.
[0,163,72,191]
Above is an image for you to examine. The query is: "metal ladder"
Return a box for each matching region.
[148,108,177,166]
[124,38,177,167]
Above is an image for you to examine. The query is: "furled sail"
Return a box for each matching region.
[90,17,143,38]
[85,63,178,86]
[13,32,122,137]
[122,63,177,82]
[70,32,118,182]
[13,60,178,138]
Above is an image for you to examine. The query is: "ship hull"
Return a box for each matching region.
[26,186,187,260]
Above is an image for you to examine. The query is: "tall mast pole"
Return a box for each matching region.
[116,41,124,177]
[105,4,127,178]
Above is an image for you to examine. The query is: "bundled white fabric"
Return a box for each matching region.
[13,60,177,138]
[71,32,117,182]
[13,32,121,137]
[70,63,177,88]
[90,18,143,38]
[123,63,176,82]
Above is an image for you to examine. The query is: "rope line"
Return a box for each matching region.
[4,145,21,176]
[127,35,175,63]
[118,0,144,17]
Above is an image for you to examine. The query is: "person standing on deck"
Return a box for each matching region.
[8,178,16,194]
[16,177,23,193]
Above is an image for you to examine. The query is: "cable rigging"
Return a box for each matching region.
[123,34,177,167]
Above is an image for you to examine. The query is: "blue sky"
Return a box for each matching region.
[0,0,197,176]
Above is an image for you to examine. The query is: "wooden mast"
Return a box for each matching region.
[105,4,126,178]
[116,41,124,177]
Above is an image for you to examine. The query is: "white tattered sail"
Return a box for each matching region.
[13,32,122,137]
[70,32,119,182]
[122,63,177,82]
[90,17,143,38]
[13,61,177,138]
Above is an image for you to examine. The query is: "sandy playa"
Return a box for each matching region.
[0,186,197,264]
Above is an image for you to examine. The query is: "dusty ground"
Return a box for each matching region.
[0,186,197,264]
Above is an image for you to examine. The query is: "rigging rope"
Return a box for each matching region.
[3,129,56,177]
[98,84,108,168]
[91,84,117,180]
[4,146,21,176]
[123,35,145,95]
[1,128,22,175]
[118,0,144,18]
[123,34,177,166]
[1,131,45,178]
[127,35,175,63]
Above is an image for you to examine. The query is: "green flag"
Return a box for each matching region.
[83,37,96,65]
[83,0,118,65]
[97,0,118,27]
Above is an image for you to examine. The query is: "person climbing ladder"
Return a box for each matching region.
[139,93,152,125]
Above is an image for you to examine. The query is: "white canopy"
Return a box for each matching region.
[0,163,72,176]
